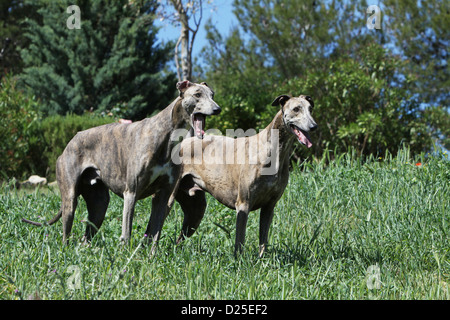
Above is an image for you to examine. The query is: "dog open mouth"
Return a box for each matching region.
[290,124,312,148]
[192,113,206,139]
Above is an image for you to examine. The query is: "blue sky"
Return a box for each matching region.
[155,0,238,58]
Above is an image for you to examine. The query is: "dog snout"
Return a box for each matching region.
[310,123,318,131]
[212,105,221,115]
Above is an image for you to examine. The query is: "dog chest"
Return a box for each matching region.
[132,163,176,200]
[149,163,174,185]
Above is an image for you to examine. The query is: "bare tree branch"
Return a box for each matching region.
[174,34,182,81]
[160,0,205,81]
[189,0,202,61]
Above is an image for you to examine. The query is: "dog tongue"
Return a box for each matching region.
[292,126,312,148]
[193,114,205,138]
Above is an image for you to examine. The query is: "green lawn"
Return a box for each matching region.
[0,147,448,300]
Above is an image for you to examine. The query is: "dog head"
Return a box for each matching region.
[272,94,317,148]
[177,81,221,139]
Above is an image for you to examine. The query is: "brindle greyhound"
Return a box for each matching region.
[175,94,317,257]
[22,81,221,254]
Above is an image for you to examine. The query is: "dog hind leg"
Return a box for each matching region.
[80,181,110,242]
[61,191,78,244]
[176,189,207,244]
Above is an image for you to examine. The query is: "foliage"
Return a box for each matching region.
[423,105,450,151]
[0,0,39,75]
[199,26,278,131]
[0,74,44,180]
[233,0,370,78]
[279,44,435,159]
[0,74,117,180]
[383,0,449,106]
[19,0,177,120]
[1,147,448,299]
[199,0,449,159]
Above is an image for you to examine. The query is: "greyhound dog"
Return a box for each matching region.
[175,94,317,257]
[22,81,221,253]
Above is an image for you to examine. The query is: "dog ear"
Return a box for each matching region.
[305,95,314,108]
[200,81,215,98]
[272,95,291,107]
[176,80,193,93]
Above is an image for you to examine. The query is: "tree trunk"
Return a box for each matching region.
[172,0,192,81]
[180,16,191,81]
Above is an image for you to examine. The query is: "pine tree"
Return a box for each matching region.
[0,0,38,75]
[20,0,176,120]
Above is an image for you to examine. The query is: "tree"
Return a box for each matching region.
[0,0,39,75]
[285,44,436,158]
[199,0,449,158]
[199,23,279,131]
[201,0,374,131]
[158,0,205,81]
[383,0,449,106]
[233,0,380,78]
[19,0,176,120]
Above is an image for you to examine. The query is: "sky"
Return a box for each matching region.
[155,0,238,60]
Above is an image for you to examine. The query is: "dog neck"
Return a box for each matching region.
[170,97,191,131]
[146,97,190,161]
[264,110,296,168]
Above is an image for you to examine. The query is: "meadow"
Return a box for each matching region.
[0,147,448,300]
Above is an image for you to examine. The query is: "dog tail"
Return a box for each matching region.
[22,210,62,227]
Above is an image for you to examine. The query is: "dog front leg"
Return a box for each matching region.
[234,203,249,257]
[120,190,137,243]
[144,189,173,256]
[259,203,275,258]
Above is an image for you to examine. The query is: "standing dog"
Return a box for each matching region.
[23,81,221,254]
[175,94,317,257]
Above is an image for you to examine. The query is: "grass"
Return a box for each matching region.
[0,147,449,300]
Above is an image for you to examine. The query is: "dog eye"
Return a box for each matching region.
[293,107,300,112]
[195,93,202,98]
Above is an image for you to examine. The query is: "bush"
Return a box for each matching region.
[0,74,44,180]
[0,74,116,181]
[277,44,438,160]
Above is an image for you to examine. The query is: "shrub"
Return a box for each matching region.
[0,74,116,181]
[277,44,438,160]
[0,74,44,180]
